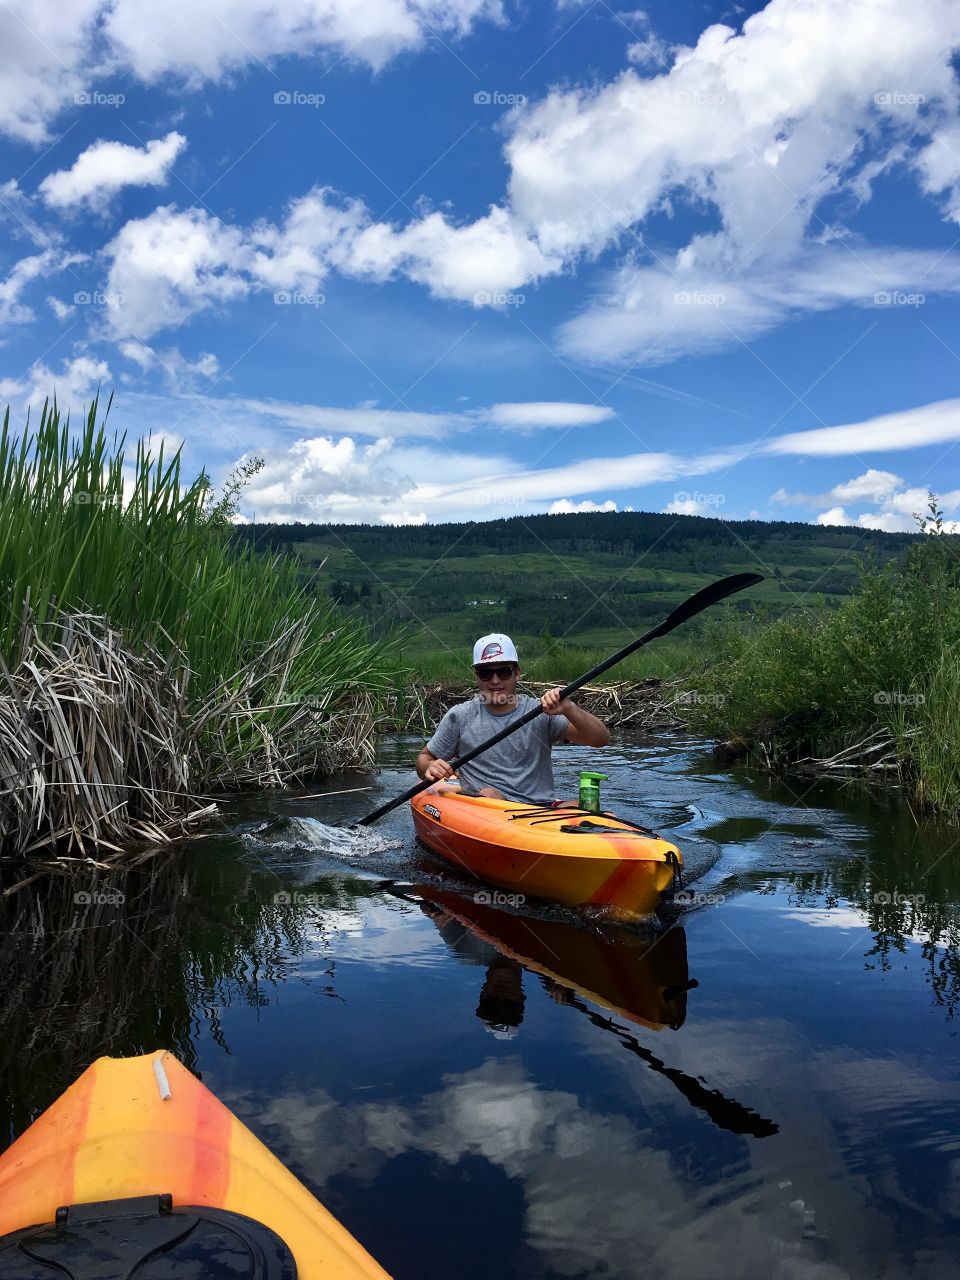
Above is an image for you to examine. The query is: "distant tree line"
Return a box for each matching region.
[232,509,914,562]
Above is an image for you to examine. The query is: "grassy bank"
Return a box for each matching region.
[0,396,401,857]
[684,500,960,817]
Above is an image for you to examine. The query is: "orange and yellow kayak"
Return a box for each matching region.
[411,785,682,920]
[0,1049,389,1278]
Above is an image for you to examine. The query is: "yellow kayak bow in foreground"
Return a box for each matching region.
[0,1049,389,1278]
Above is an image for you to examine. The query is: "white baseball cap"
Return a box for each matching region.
[473,632,519,665]
[485,1023,519,1040]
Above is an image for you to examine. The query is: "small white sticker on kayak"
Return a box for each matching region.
[424,804,441,820]
[154,1056,172,1101]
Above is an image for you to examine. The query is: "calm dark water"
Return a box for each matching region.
[2,732,959,1279]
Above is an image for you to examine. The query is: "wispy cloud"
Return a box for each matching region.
[766,397,960,456]
[236,396,614,440]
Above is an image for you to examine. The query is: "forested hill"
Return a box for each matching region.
[236,509,912,562]
[231,510,916,656]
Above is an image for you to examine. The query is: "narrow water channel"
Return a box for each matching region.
[2,731,958,1278]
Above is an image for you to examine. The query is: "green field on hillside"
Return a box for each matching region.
[233,509,915,675]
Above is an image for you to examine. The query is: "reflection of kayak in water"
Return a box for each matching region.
[411,786,683,920]
[418,884,691,1032]
[419,887,779,1140]
[0,1050,390,1278]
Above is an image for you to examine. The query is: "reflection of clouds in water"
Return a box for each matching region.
[781,908,865,929]
[246,896,447,971]
[814,1050,960,1114]
[533,1014,959,1278]
[231,1053,959,1279]
[249,1085,383,1188]
[368,1062,545,1174]
[810,1047,960,1230]
[781,906,946,952]
[304,906,445,968]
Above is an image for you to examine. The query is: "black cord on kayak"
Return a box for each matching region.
[666,849,683,890]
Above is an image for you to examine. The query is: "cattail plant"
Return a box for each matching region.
[0,394,403,857]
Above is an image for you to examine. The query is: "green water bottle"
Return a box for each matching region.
[578,771,608,813]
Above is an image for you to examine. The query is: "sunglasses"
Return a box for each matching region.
[475,664,517,681]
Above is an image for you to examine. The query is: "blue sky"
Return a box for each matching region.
[1,0,960,529]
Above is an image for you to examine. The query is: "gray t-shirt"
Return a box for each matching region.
[426,694,570,805]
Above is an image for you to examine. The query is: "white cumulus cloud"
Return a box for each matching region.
[492,0,960,361]
[380,510,429,525]
[814,506,849,526]
[47,296,74,320]
[0,0,505,141]
[194,411,729,524]
[0,0,101,143]
[118,340,220,390]
[18,354,112,408]
[36,0,960,362]
[778,463,960,532]
[914,121,960,223]
[104,205,252,338]
[103,192,559,337]
[550,498,619,513]
[103,0,505,83]
[827,469,904,504]
[508,0,960,259]
[40,132,187,210]
[235,434,414,523]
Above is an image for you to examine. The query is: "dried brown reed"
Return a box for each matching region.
[385,675,684,735]
[0,605,379,861]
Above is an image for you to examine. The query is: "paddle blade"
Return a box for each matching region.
[659,572,764,635]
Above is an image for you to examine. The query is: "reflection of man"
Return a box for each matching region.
[416,632,610,804]
[477,956,525,1039]
[418,900,526,1038]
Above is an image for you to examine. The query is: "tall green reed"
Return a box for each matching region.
[0,395,401,761]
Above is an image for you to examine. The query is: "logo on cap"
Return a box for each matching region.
[480,641,503,660]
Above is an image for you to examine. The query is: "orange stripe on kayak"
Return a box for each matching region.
[0,1057,97,1234]
[53,1061,97,1214]
[588,854,650,908]
[175,1058,232,1208]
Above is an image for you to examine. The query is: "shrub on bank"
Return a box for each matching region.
[687,500,960,815]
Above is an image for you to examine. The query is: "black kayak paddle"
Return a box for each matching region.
[358,571,763,826]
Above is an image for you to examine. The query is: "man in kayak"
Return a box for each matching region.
[415,632,610,804]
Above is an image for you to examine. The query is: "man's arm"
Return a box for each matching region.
[417,709,460,781]
[541,687,611,747]
[416,746,455,781]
